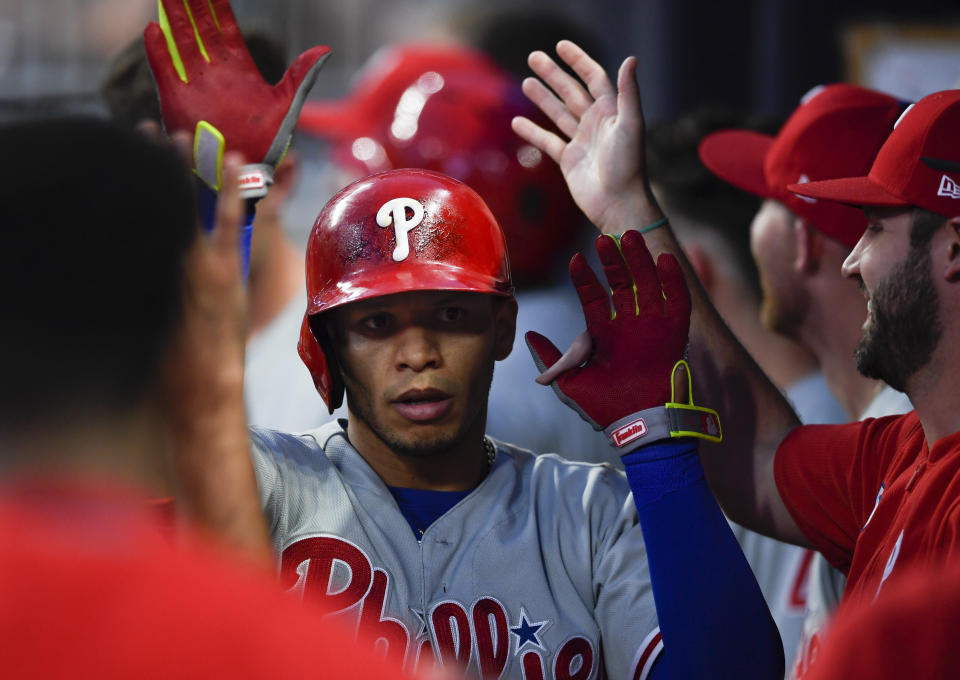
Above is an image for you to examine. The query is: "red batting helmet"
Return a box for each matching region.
[298,168,514,411]
[298,44,583,284]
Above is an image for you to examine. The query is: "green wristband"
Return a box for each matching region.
[637,217,669,234]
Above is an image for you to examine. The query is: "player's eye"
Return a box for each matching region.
[439,307,466,322]
[361,313,393,331]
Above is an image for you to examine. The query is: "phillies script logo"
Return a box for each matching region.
[281,535,598,679]
[611,417,647,447]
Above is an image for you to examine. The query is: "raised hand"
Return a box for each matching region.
[144,0,330,197]
[511,40,661,234]
[527,231,699,447]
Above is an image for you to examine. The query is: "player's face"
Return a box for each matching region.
[843,208,942,392]
[329,290,516,458]
[750,200,809,336]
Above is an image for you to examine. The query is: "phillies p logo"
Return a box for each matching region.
[377,197,425,262]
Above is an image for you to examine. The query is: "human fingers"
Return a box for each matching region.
[570,252,613,330]
[520,76,580,139]
[213,152,245,255]
[157,0,205,72]
[169,129,194,167]
[619,230,662,316]
[527,50,594,118]
[657,253,691,325]
[556,40,616,103]
[511,116,566,166]
[616,56,642,130]
[533,330,592,385]
[595,235,637,318]
[184,0,221,50]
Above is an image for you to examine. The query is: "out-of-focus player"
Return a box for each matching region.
[514,38,960,631]
[647,111,849,671]
[697,84,915,676]
[0,117,415,680]
[802,562,960,680]
[144,1,785,677]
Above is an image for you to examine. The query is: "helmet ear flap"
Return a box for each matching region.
[297,314,345,414]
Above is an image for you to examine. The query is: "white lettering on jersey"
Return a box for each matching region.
[862,483,884,531]
[875,529,904,601]
[937,174,960,199]
[377,197,425,261]
[280,534,602,678]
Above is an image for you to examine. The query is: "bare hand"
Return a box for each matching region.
[511,41,662,234]
[163,146,247,420]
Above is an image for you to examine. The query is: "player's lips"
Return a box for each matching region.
[391,388,453,422]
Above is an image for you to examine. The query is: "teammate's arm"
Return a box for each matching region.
[161,146,273,566]
[142,0,329,562]
[513,41,806,544]
[528,231,783,678]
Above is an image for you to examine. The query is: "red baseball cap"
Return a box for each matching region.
[699,84,906,249]
[788,90,960,219]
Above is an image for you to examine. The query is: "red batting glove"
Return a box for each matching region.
[144,0,330,197]
[527,230,702,448]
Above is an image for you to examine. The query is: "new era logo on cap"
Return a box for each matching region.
[938,175,960,199]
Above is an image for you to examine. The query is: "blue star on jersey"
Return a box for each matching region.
[510,607,550,654]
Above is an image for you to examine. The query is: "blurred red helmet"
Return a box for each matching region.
[299,44,584,284]
[298,168,513,411]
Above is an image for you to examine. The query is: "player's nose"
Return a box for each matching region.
[841,240,864,279]
[394,325,442,372]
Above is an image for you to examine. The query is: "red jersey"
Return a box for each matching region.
[0,478,417,679]
[774,410,960,606]
[805,562,960,679]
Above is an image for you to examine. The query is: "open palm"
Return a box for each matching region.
[512,41,660,233]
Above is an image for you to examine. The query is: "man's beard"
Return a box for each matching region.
[854,245,942,392]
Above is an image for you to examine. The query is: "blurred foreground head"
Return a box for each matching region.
[0,117,197,433]
[299,44,584,286]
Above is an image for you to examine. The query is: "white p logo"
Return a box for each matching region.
[377,197,425,262]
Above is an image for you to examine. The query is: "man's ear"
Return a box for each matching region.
[944,217,960,282]
[494,296,519,361]
[793,218,824,274]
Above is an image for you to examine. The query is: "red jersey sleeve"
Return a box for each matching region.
[773,413,920,572]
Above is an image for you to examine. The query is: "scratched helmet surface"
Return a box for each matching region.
[298,168,513,410]
[298,44,584,284]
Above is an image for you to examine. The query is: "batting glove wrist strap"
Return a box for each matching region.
[604,360,722,448]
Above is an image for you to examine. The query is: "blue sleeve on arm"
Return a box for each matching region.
[197,182,256,280]
[624,439,784,680]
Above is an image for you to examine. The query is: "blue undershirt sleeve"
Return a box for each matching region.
[197,182,256,279]
[624,439,784,680]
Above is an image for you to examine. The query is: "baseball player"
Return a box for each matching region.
[145,2,785,678]
[297,44,608,461]
[698,84,915,677]
[0,117,419,680]
[513,39,960,618]
[646,110,850,673]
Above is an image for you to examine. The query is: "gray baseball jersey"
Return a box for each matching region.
[249,421,663,679]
